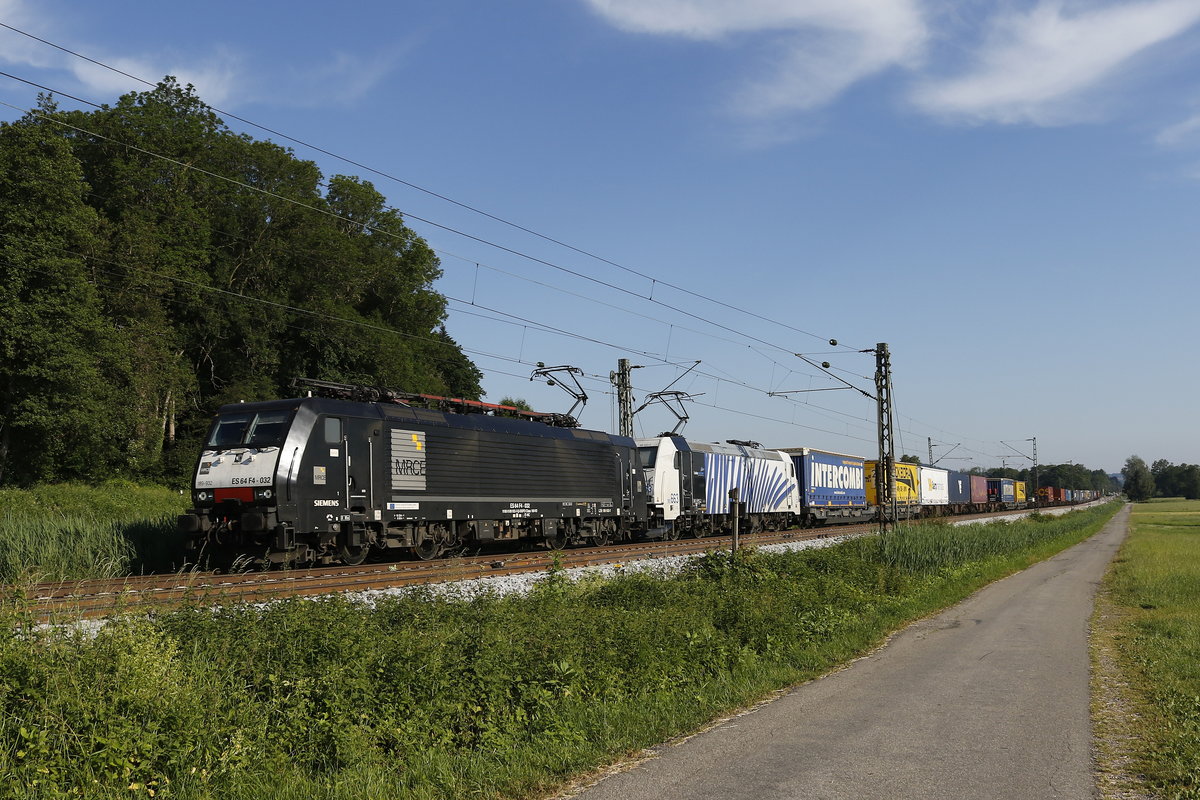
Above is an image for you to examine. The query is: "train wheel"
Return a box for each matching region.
[340,543,369,566]
[412,538,443,560]
[589,529,612,547]
[546,531,568,550]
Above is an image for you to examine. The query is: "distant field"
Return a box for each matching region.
[0,482,187,582]
[1130,497,1200,514]
[1101,499,1200,798]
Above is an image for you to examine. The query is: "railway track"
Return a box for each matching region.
[24,506,1058,622]
[26,526,866,621]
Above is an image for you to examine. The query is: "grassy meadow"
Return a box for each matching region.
[0,482,187,582]
[0,502,1120,799]
[1101,498,1200,798]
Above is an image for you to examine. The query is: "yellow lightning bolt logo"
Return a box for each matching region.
[411,433,422,451]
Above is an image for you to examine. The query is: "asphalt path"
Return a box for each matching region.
[574,504,1131,800]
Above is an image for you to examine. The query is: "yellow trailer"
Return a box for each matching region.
[865,461,921,507]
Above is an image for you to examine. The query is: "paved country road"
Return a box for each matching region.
[572,504,1131,800]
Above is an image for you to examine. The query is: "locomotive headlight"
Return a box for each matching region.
[254,487,275,502]
[194,490,211,503]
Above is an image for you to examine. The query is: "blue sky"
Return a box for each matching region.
[3,0,1199,474]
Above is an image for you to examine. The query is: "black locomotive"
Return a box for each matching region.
[178,380,646,567]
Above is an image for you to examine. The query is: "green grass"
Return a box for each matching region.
[1134,497,1198,511]
[1105,500,1200,798]
[0,502,1122,799]
[0,482,187,582]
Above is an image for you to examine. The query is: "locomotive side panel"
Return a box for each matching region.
[382,422,630,524]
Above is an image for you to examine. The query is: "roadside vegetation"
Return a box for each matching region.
[0,502,1119,799]
[1100,498,1200,798]
[0,482,185,582]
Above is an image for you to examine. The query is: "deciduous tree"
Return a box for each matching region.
[1121,456,1156,502]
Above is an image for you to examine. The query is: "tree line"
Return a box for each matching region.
[0,80,483,487]
[1121,456,1200,501]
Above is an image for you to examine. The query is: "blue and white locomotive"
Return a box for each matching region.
[635,436,800,538]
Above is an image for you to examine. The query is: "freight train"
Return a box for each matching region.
[178,380,1102,568]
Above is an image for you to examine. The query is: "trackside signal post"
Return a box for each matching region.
[874,343,897,529]
[729,487,740,553]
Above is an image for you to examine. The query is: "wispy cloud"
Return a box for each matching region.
[1156,110,1200,146]
[584,0,1200,134]
[583,0,927,116]
[65,51,241,107]
[0,0,399,110]
[912,0,1200,124]
[279,48,412,108]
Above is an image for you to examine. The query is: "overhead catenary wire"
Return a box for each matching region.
[0,68,1032,464]
[0,79,874,403]
[0,80,862,383]
[0,65,882,393]
[0,20,862,353]
[5,225,884,444]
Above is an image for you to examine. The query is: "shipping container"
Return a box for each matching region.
[971,475,989,504]
[987,478,1016,504]
[1014,481,1027,504]
[919,466,950,506]
[947,471,973,504]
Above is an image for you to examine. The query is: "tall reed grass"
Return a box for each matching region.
[0,482,186,582]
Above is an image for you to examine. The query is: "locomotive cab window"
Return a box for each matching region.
[206,410,292,448]
[637,447,657,468]
[207,414,251,448]
[245,410,290,446]
[324,417,342,444]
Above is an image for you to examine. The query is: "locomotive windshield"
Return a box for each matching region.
[636,446,657,468]
[206,409,292,448]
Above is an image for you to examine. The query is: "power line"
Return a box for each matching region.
[7,228,879,444]
[0,72,883,451]
[0,76,878,409]
[4,33,1059,462]
[0,80,858,378]
[0,20,863,352]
